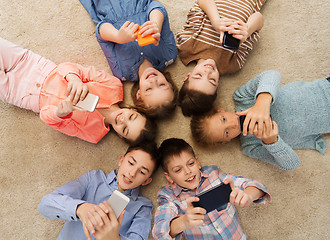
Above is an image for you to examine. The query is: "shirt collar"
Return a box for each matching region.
[170,170,209,197]
[107,170,140,201]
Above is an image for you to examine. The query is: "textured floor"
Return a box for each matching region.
[0,0,329,239]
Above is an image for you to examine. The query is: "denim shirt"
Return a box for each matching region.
[79,0,177,81]
[38,169,153,240]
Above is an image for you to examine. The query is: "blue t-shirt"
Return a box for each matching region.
[38,169,153,240]
[79,0,177,81]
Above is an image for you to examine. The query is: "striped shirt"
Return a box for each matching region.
[152,165,271,240]
[176,0,265,75]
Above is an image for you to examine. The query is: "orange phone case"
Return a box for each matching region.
[136,26,156,47]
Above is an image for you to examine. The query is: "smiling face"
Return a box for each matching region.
[137,67,174,109]
[117,149,155,191]
[164,151,202,190]
[187,58,220,95]
[109,108,146,142]
[206,110,241,143]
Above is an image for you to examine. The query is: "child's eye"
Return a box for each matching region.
[160,83,165,86]
[129,114,133,120]
[174,168,181,173]
[222,117,226,121]
[129,161,133,165]
[140,171,146,175]
[146,88,152,91]
[225,130,229,136]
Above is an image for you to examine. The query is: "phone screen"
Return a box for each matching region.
[192,183,232,213]
[107,190,130,218]
[222,32,240,50]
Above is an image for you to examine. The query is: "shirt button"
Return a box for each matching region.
[36,83,41,88]
[140,52,143,55]
[56,215,60,218]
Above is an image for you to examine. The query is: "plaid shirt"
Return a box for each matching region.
[152,165,271,240]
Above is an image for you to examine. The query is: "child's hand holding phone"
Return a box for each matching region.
[169,197,206,236]
[91,201,124,240]
[65,73,89,105]
[138,21,159,46]
[236,92,273,138]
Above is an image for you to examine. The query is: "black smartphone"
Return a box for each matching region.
[239,115,246,132]
[222,32,240,50]
[192,183,232,213]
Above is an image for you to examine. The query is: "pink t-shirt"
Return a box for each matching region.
[39,62,123,143]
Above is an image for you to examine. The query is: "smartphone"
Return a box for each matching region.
[136,26,156,47]
[192,183,232,213]
[107,190,130,218]
[239,115,247,132]
[75,93,99,112]
[222,32,240,50]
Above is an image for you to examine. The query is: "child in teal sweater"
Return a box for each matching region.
[191,70,330,170]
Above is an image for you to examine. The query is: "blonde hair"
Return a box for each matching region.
[190,109,220,145]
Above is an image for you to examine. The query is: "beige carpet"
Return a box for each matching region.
[0,0,329,239]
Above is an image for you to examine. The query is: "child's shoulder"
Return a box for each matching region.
[201,165,219,175]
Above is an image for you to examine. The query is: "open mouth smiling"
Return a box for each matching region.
[185,175,196,183]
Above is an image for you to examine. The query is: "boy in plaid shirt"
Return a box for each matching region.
[152,138,271,239]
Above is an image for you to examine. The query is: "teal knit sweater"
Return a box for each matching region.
[234,70,330,170]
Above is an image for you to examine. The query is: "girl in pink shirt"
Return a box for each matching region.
[0,38,156,144]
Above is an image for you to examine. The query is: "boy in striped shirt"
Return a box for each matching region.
[152,138,270,239]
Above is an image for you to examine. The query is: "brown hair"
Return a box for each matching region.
[131,71,178,119]
[190,109,219,145]
[158,138,195,172]
[125,141,160,174]
[178,80,217,117]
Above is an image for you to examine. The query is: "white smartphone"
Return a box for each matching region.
[75,93,99,112]
[107,190,130,218]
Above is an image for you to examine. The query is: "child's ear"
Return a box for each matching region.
[118,155,124,167]
[184,73,190,82]
[136,89,141,100]
[141,177,152,186]
[164,172,174,184]
[196,158,202,170]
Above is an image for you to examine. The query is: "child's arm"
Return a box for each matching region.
[197,0,263,44]
[86,201,123,240]
[235,70,281,138]
[241,134,301,170]
[237,92,273,138]
[100,21,139,44]
[222,174,271,206]
[139,9,164,46]
[169,197,206,237]
[224,179,265,208]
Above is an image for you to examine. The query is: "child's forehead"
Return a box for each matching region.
[167,150,195,163]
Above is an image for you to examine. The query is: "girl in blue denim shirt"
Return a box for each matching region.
[79,0,178,118]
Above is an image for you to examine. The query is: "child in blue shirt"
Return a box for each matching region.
[79,0,178,118]
[38,142,159,240]
[191,70,330,170]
